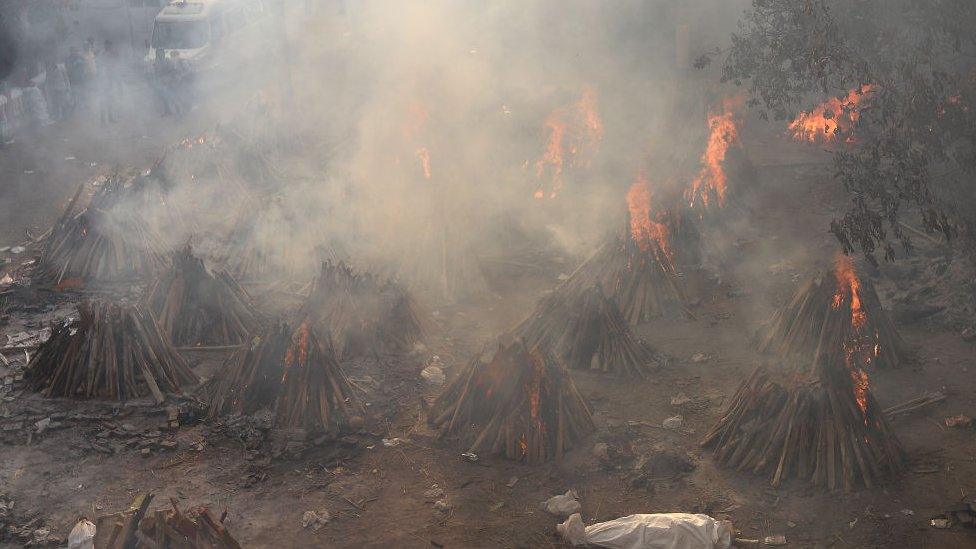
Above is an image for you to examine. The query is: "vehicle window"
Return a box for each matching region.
[151,21,210,49]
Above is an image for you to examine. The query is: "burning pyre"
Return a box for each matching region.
[759,254,907,370]
[700,358,905,491]
[512,284,664,377]
[206,322,364,435]
[564,176,691,323]
[148,245,263,346]
[26,300,198,403]
[789,85,874,143]
[299,261,432,358]
[428,339,594,464]
[685,98,753,212]
[703,256,907,490]
[533,87,604,199]
[33,177,166,288]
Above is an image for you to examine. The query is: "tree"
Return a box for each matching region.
[705,0,976,266]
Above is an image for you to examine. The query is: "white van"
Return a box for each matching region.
[148,0,270,71]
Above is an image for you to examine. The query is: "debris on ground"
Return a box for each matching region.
[95,492,241,548]
[66,518,96,549]
[662,415,684,430]
[301,510,331,532]
[944,414,972,428]
[541,490,581,518]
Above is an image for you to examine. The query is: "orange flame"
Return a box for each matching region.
[283,322,310,381]
[518,434,528,456]
[832,254,871,420]
[416,147,431,179]
[626,173,672,261]
[832,254,866,329]
[687,104,739,209]
[533,87,604,199]
[789,85,874,143]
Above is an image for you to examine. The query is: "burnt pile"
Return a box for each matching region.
[701,357,905,490]
[428,339,594,464]
[148,245,262,346]
[206,322,364,435]
[759,255,907,369]
[299,261,431,358]
[26,301,197,402]
[513,284,662,377]
[33,177,165,287]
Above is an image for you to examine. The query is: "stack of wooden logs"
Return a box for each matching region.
[512,284,662,377]
[206,322,364,435]
[148,245,262,346]
[26,300,197,403]
[206,323,292,417]
[300,261,431,358]
[700,362,905,490]
[428,339,594,464]
[33,176,165,287]
[564,233,690,324]
[759,263,907,370]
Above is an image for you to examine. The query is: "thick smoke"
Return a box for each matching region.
[110,0,750,303]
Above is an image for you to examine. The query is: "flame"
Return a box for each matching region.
[533,87,604,199]
[283,322,310,381]
[832,254,866,329]
[626,173,672,261]
[832,254,871,421]
[518,434,528,456]
[416,147,431,179]
[686,103,739,209]
[789,85,874,143]
[534,111,567,198]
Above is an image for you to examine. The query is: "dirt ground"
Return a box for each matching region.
[2,36,976,549]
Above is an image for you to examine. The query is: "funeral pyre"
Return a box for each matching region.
[759,254,908,369]
[428,339,594,464]
[702,256,906,490]
[148,245,263,347]
[298,261,432,358]
[512,284,663,377]
[206,322,364,435]
[26,300,198,403]
[33,177,165,288]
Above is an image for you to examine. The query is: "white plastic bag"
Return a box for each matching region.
[557,512,732,549]
[541,489,581,518]
[67,518,96,549]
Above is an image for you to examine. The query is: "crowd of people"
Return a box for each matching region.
[0,37,193,144]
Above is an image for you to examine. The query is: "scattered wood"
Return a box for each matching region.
[512,284,663,377]
[33,175,165,287]
[428,338,594,464]
[885,391,947,419]
[206,321,365,434]
[25,300,197,403]
[148,244,263,346]
[299,261,432,358]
